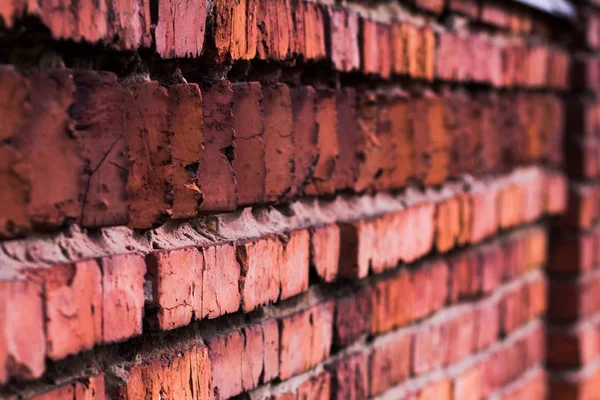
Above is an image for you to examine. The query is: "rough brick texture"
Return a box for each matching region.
[0,0,584,398]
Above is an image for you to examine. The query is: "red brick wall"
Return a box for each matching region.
[0,0,585,398]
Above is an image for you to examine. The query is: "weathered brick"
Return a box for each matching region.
[257,0,291,60]
[168,84,204,219]
[304,89,339,195]
[413,321,446,374]
[72,72,130,228]
[444,309,475,364]
[479,242,504,294]
[28,261,102,359]
[237,235,282,312]
[370,330,412,395]
[0,66,30,238]
[0,278,45,383]
[214,0,258,61]
[200,243,241,319]
[290,86,319,197]
[125,82,172,228]
[474,297,500,350]
[117,345,211,399]
[449,250,480,302]
[156,0,205,58]
[375,91,413,190]
[13,71,82,230]
[198,81,237,211]
[232,82,266,206]
[279,301,334,380]
[327,351,369,400]
[371,271,413,334]
[100,253,146,342]
[326,7,360,72]
[412,259,449,319]
[334,285,372,347]
[279,230,310,300]
[263,84,295,202]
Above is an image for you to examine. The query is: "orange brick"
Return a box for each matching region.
[453,365,482,400]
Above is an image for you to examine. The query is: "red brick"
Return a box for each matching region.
[279,230,310,300]
[453,365,482,400]
[207,321,274,398]
[500,368,546,400]
[565,138,600,179]
[413,321,446,374]
[501,285,528,334]
[371,271,413,334]
[474,297,500,350]
[214,0,257,61]
[332,87,360,190]
[338,220,372,280]
[415,0,445,13]
[524,227,547,270]
[481,2,510,29]
[237,235,282,312]
[257,0,291,60]
[449,250,480,302]
[527,275,547,319]
[290,86,319,197]
[549,365,600,400]
[310,224,340,282]
[443,90,475,175]
[375,91,413,190]
[100,253,145,342]
[146,247,203,330]
[156,0,205,58]
[361,19,392,78]
[521,171,546,224]
[263,84,295,202]
[479,242,504,294]
[412,259,449,319]
[498,185,524,230]
[444,309,475,364]
[198,81,237,211]
[0,0,151,49]
[545,171,568,215]
[72,71,130,228]
[334,285,372,347]
[417,379,452,400]
[0,66,30,238]
[125,82,172,228]
[448,0,478,18]
[0,278,45,383]
[327,7,360,72]
[526,45,549,88]
[547,324,599,368]
[522,323,545,368]
[117,344,211,399]
[370,330,412,395]
[467,186,499,243]
[232,82,266,206]
[12,71,82,230]
[168,84,204,219]
[548,49,570,90]
[291,0,327,61]
[304,89,339,195]
[279,301,334,380]
[410,91,450,185]
[269,371,331,400]
[503,234,526,281]
[29,260,102,360]
[353,91,383,192]
[33,375,106,400]
[435,196,461,253]
[327,351,369,400]
[200,243,241,319]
